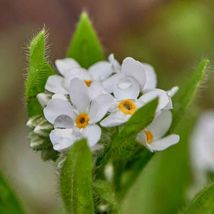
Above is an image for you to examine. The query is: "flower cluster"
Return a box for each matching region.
[27,54,180,153]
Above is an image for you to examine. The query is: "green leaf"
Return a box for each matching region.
[60,139,94,213]
[67,11,105,68]
[25,29,55,117]
[0,172,24,214]
[93,180,119,213]
[171,59,209,131]
[183,182,214,214]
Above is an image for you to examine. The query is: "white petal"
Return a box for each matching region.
[49,128,76,151]
[45,75,68,94]
[100,111,129,127]
[167,86,179,97]
[113,76,140,100]
[148,110,172,138]
[43,99,74,124]
[89,94,114,123]
[52,93,68,101]
[108,54,121,72]
[55,58,80,76]
[143,63,157,91]
[88,81,108,100]
[83,125,101,147]
[121,57,146,89]
[66,68,91,80]
[54,115,74,129]
[102,73,123,93]
[89,61,113,81]
[139,89,172,111]
[150,134,180,151]
[69,78,90,112]
[63,68,92,89]
[37,93,51,107]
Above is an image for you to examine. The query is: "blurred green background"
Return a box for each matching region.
[0,0,213,213]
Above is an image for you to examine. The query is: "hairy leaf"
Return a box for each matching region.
[60,139,94,213]
[183,182,214,214]
[25,29,55,117]
[0,172,24,214]
[93,180,119,213]
[171,59,209,131]
[67,11,104,68]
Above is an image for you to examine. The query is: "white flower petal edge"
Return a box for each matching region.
[113,76,140,100]
[108,54,121,72]
[146,134,180,152]
[82,125,101,147]
[89,61,114,81]
[136,110,179,152]
[143,63,157,91]
[167,86,179,97]
[69,78,90,112]
[147,110,172,138]
[55,58,80,76]
[45,75,68,94]
[100,111,129,127]
[37,93,51,107]
[121,57,146,90]
[49,128,77,151]
[89,94,114,123]
[139,88,173,112]
[43,99,74,124]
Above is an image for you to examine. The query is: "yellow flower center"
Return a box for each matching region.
[75,113,90,128]
[118,99,137,115]
[84,80,92,87]
[145,130,153,144]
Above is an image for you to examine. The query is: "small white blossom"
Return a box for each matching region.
[43,78,114,151]
[103,57,146,97]
[136,110,180,152]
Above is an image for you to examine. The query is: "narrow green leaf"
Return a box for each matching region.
[25,29,55,117]
[171,59,209,131]
[93,180,119,213]
[60,139,94,213]
[67,11,105,68]
[0,172,24,214]
[183,182,214,214]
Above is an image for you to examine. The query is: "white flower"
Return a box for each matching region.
[191,111,214,172]
[103,57,146,98]
[136,110,180,152]
[43,78,114,151]
[104,56,158,93]
[45,58,114,99]
[100,76,145,127]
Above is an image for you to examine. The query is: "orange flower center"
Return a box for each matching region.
[75,113,90,128]
[84,80,92,87]
[145,130,153,144]
[118,99,137,115]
